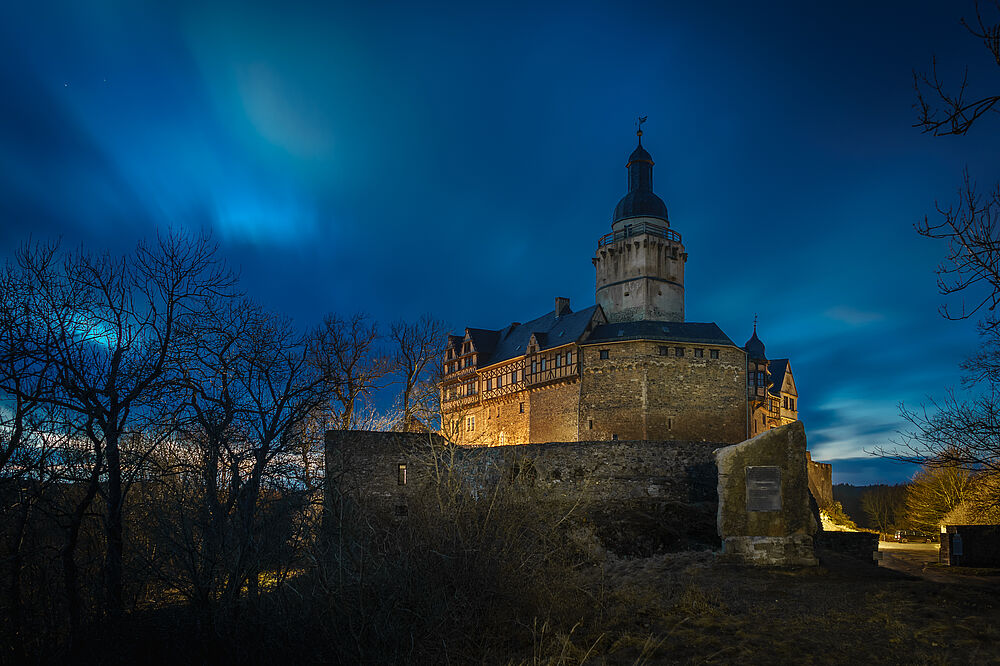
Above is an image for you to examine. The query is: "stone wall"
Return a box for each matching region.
[593,220,686,323]
[714,421,818,566]
[940,525,1000,567]
[814,531,878,565]
[530,380,581,443]
[578,341,746,443]
[806,451,834,509]
[325,430,723,519]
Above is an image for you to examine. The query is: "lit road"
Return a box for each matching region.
[878,542,939,576]
[878,541,998,586]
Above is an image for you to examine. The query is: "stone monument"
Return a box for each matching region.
[714,421,818,566]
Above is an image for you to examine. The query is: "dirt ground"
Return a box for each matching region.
[577,547,1000,665]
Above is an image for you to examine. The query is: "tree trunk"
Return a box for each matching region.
[5,487,32,661]
[104,431,124,618]
[63,468,100,651]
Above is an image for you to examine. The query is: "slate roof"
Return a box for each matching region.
[627,144,653,164]
[768,359,790,397]
[613,190,668,223]
[584,321,737,346]
[470,304,602,368]
[465,328,500,361]
[744,330,765,359]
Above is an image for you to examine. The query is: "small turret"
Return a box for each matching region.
[744,319,766,360]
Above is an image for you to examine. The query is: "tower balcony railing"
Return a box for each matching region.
[597,222,681,248]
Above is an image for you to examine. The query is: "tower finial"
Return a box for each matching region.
[635,115,647,140]
[753,313,758,333]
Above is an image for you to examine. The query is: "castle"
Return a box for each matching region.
[440,129,798,446]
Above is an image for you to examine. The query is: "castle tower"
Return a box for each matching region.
[593,129,687,323]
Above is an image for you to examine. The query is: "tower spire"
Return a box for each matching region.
[635,115,647,141]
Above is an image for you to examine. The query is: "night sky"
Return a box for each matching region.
[3,1,998,484]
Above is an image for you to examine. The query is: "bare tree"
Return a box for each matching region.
[914,1,1000,137]
[860,485,906,533]
[224,313,332,599]
[905,465,976,532]
[880,4,1000,501]
[313,313,392,430]
[0,232,234,617]
[388,315,447,432]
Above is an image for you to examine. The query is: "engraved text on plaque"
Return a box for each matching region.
[746,466,781,512]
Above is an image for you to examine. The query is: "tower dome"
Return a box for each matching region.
[612,133,668,224]
[744,326,766,360]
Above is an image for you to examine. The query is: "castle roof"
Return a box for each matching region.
[613,136,668,224]
[584,320,737,346]
[471,304,603,368]
[744,329,765,359]
[768,359,790,397]
[465,328,500,359]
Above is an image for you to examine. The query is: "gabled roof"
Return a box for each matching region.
[768,359,791,397]
[465,328,500,359]
[467,304,604,368]
[584,320,737,346]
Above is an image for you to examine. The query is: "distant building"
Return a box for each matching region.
[744,324,798,437]
[440,130,796,445]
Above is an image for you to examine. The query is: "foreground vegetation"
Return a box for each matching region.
[6,442,1000,665]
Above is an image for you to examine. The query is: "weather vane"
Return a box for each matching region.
[636,115,647,138]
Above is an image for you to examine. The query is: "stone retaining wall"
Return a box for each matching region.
[814,531,879,565]
[325,430,722,517]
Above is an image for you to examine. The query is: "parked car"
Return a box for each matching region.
[893,530,936,543]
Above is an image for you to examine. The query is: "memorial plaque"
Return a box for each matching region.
[746,466,781,512]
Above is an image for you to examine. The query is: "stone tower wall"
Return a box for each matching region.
[594,219,686,323]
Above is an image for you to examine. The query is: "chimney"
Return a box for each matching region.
[555,297,571,316]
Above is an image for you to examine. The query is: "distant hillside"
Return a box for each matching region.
[833,483,908,530]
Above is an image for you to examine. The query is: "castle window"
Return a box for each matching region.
[757,371,764,384]
[486,378,492,391]
[675,347,685,357]
[511,370,518,384]
[565,351,572,365]
[451,420,459,434]
[658,346,668,356]
[790,398,796,410]
[599,349,609,360]
[588,419,593,430]
[519,402,525,413]
[498,432,506,446]
[531,360,537,374]
[540,358,547,371]
[555,354,562,368]
[612,434,618,441]
[397,463,407,486]
[466,415,476,432]
[783,396,788,409]
[694,348,704,358]
[710,349,719,359]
